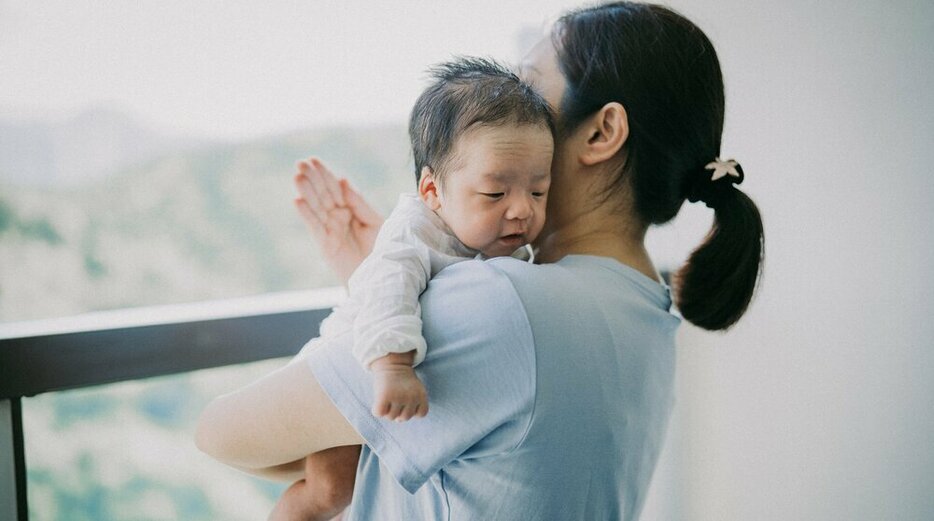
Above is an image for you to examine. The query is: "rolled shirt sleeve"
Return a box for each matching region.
[305,259,536,493]
[349,237,433,367]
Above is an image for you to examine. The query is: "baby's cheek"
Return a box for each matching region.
[468,219,496,247]
[532,201,546,221]
[460,219,492,249]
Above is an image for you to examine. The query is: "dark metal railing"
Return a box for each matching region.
[0,289,341,521]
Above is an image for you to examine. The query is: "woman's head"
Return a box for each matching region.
[523,2,764,330]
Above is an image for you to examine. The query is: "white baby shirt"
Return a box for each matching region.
[312,193,478,368]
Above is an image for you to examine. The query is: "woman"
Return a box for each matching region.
[196,2,764,520]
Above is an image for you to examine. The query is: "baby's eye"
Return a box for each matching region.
[480,192,505,199]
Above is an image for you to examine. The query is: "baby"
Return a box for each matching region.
[297,56,554,421]
[272,57,554,519]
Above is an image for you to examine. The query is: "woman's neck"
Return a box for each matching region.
[535,207,660,283]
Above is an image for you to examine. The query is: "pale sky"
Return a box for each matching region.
[0,0,580,140]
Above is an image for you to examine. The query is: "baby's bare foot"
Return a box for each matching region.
[371,363,428,421]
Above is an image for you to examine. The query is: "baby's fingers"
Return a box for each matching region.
[293,197,327,242]
[372,398,393,418]
[310,158,346,208]
[294,167,329,222]
[299,158,338,213]
[341,179,383,226]
[387,402,405,421]
[414,402,428,418]
[396,404,417,422]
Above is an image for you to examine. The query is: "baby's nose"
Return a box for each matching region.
[505,196,533,220]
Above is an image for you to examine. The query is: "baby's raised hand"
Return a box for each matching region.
[370,356,428,422]
[293,157,384,284]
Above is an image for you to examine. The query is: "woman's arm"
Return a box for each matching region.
[195,360,364,472]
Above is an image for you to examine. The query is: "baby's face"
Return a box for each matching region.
[426,124,553,257]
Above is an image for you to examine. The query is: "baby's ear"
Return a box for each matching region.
[418,167,442,210]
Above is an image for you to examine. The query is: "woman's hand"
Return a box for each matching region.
[293,157,384,284]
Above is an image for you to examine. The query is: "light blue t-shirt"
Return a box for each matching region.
[306,254,680,520]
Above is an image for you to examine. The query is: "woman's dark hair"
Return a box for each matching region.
[554,2,764,331]
[409,56,555,185]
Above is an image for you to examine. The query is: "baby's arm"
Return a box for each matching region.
[351,239,431,364]
[348,198,449,420]
[350,235,433,420]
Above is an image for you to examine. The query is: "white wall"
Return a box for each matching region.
[644,1,934,519]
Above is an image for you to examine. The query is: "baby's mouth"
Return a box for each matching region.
[500,233,526,243]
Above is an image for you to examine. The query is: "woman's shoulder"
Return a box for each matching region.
[421,256,556,315]
[491,254,674,311]
[422,254,676,338]
[419,257,568,345]
[422,256,572,315]
[421,257,533,327]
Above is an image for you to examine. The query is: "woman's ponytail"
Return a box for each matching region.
[675,184,764,330]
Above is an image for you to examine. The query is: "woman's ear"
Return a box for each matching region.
[579,102,629,166]
[418,166,442,210]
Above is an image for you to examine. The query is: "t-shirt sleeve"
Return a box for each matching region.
[305,259,536,494]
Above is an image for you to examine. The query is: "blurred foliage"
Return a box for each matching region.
[136,380,197,429]
[0,197,11,232]
[28,455,215,521]
[0,124,410,321]
[0,196,63,244]
[25,364,292,520]
[18,218,63,245]
[51,393,117,430]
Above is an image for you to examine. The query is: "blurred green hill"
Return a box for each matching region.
[0,124,411,322]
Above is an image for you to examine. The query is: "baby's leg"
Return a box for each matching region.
[268,445,361,521]
[371,351,429,421]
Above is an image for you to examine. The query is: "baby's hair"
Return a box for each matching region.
[409,56,555,186]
